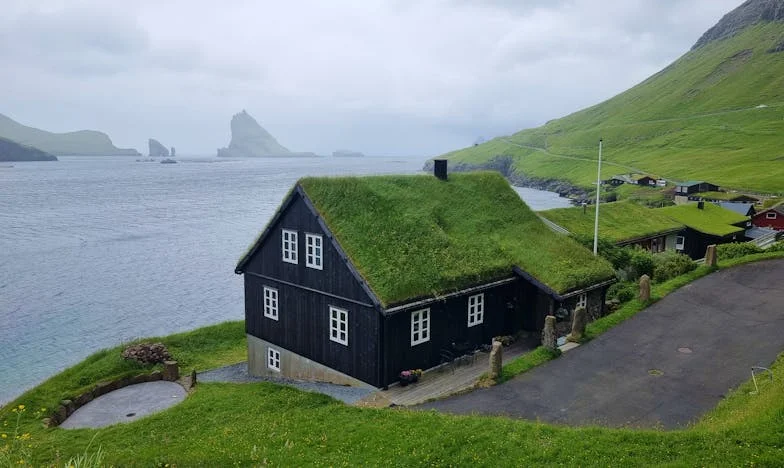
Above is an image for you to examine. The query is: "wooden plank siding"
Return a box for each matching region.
[244,274,380,385]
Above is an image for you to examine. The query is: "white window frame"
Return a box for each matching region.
[305,233,323,270]
[576,293,587,310]
[267,347,281,372]
[675,236,685,251]
[411,308,430,346]
[263,286,278,321]
[282,229,298,264]
[329,306,349,346]
[467,293,484,327]
[766,212,777,220]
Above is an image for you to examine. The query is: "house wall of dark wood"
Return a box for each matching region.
[243,191,373,304]
[245,274,381,386]
[678,228,739,260]
[380,280,529,385]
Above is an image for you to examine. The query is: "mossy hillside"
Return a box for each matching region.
[656,202,749,236]
[539,201,684,243]
[299,172,615,305]
[439,23,784,193]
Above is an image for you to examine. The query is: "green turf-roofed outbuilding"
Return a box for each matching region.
[656,203,749,237]
[298,172,614,306]
[540,201,684,244]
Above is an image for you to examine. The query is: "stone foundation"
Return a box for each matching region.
[247,334,370,387]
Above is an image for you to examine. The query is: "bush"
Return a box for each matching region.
[653,250,696,283]
[606,281,637,303]
[717,243,762,260]
[121,342,171,364]
[766,241,784,252]
[628,247,655,280]
[573,235,631,270]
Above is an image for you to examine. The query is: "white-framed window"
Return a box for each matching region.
[411,309,430,346]
[267,347,281,371]
[305,233,323,270]
[675,236,685,251]
[766,212,777,219]
[467,293,484,327]
[282,229,298,264]
[576,293,587,310]
[263,286,278,320]
[329,306,348,346]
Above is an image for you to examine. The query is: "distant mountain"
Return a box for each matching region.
[217,110,293,157]
[0,136,57,161]
[433,0,784,193]
[148,138,170,157]
[0,113,139,156]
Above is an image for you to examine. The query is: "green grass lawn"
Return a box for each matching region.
[539,201,684,243]
[5,259,784,465]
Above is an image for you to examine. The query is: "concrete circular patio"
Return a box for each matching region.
[60,381,186,429]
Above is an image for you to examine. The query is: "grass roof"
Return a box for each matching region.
[698,191,758,202]
[539,201,684,244]
[656,203,748,237]
[299,172,614,306]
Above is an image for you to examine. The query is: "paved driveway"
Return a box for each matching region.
[422,259,784,428]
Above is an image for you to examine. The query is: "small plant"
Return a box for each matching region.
[0,404,46,467]
[121,342,171,364]
[398,369,423,386]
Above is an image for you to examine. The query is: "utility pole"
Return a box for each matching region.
[593,138,603,256]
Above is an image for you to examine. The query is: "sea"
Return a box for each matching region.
[0,155,571,405]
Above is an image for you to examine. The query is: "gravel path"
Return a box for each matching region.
[198,363,374,404]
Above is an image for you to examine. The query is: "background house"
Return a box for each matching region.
[655,202,749,259]
[674,181,720,195]
[235,169,614,388]
[752,204,784,231]
[539,201,685,253]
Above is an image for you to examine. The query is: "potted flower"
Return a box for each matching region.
[398,369,423,386]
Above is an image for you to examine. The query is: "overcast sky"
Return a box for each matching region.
[0,0,741,156]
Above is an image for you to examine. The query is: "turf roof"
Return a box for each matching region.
[298,172,615,306]
[539,201,684,244]
[656,203,748,237]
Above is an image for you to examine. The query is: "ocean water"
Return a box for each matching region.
[0,156,570,405]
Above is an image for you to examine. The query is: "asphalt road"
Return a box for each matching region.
[422,259,784,428]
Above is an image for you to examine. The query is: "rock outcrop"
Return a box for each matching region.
[692,0,784,50]
[217,110,291,157]
[0,136,57,161]
[148,138,170,157]
[0,113,139,156]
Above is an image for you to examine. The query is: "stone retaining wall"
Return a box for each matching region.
[44,366,177,428]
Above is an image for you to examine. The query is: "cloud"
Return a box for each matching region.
[0,0,743,155]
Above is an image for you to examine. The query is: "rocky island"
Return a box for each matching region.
[0,136,58,161]
[0,113,139,156]
[148,139,170,157]
[332,149,365,157]
[217,110,316,158]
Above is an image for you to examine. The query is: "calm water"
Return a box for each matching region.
[0,156,569,405]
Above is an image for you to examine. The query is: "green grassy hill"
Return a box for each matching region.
[439,15,784,193]
[0,113,140,156]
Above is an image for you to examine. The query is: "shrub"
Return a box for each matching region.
[606,281,637,303]
[716,243,762,260]
[628,247,655,280]
[766,241,784,252]
[121,342,171,364]
[653,250,697,283]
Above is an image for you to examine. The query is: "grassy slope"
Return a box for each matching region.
[656,202,748,236]
[299,172,614,305]
[0,113,139,156]
[539,201,684,242]
[440,23,784,193]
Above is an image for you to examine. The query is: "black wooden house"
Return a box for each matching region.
[235,167,615,388]
[656,202,750,259]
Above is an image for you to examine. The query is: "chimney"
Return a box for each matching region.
[434,159,448,181]
[697,201,704,210]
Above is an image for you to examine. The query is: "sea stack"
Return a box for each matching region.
[148,139,170,157]
[217,110,291,158]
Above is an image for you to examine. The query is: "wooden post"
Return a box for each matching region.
[705,244,717,267]
[639,274,651,302]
